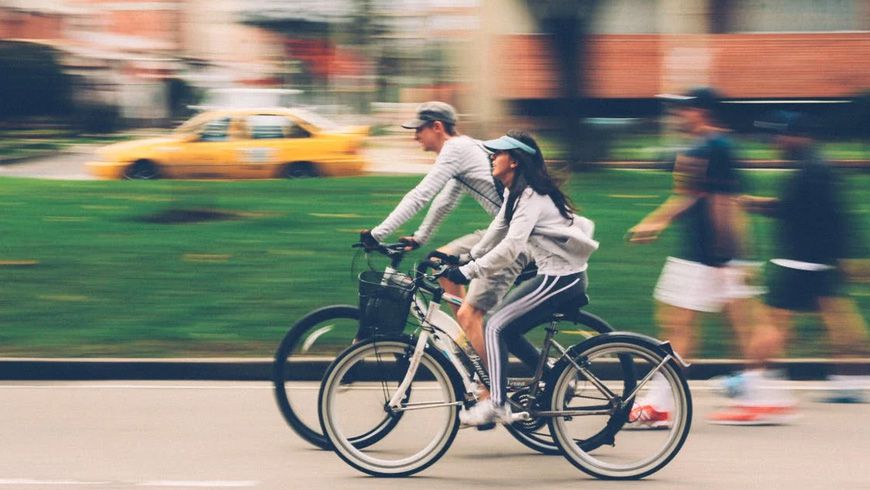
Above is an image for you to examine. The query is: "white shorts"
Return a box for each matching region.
[653,257,764,313]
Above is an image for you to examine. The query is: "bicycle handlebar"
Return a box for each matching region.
[352,240,450,296]
[425,250,460,266]
[352,241,405,255]
[352,241,409,269]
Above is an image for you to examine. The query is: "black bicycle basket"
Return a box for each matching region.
[358,270,415,337]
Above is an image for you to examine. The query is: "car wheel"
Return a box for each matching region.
[282,162,318,179]
[124,160,160,180]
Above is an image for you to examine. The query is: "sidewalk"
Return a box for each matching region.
[2,357,868,381]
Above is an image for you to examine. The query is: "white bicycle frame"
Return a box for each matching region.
[386,298,472,411]
[381,268,684,415]
[379,264,478,410]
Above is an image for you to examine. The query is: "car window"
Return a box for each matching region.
[247,115,310,139]
[290,108,340,132]
[199,117,231,141]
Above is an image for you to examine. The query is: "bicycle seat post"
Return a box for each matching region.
[547,313,564,334]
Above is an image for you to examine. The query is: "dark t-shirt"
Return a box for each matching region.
[776,150,850,264]
[673,133,743,266]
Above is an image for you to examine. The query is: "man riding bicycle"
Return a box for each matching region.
[361,101,534,371]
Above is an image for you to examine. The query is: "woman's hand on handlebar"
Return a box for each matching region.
[425,250,468,266]
[423,250,470,283]
[444,266,470,285]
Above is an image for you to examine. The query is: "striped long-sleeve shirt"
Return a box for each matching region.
[371,135,502,244]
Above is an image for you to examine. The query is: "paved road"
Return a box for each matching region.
[0,150,95,180]
[1,380,866,489]
[0,141,432,180]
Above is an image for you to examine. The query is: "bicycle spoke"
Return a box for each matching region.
[549,340,692,480]
[321,340,459,476]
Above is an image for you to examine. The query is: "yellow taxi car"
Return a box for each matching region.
[87,108,369,179]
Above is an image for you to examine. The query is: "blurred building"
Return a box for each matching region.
[0,0,285,123]
[471,0,870,128]
[1,0,867,129]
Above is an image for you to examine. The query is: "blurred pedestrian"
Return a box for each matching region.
[730,111,869,411]
[359,101,535,370]
[626,87,765,428]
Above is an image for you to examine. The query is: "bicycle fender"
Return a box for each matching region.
[564,331,691,368]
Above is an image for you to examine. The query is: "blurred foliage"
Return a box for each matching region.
[167,78,202,121]
[73,104,122,134]
[0,40,73,120]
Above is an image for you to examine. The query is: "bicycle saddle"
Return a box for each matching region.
[553,294,590,320]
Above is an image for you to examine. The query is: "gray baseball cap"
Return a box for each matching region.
[401,101,457,129]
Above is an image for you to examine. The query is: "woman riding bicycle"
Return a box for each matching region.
[444,130,599,426]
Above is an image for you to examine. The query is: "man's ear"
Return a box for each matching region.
[431,120,444,133]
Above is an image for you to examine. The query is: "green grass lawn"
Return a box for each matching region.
[0,171,867,358]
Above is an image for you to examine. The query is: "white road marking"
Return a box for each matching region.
[0,479,109,486]
[0,384,270,390]
[138,481,258,487]
[0,479,258,487]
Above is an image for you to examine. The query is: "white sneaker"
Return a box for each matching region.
[460,399,514,427]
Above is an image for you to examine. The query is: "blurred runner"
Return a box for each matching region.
[627,87,766,428]
[731,111,869,413]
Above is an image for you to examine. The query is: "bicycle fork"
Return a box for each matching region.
[386,302,463,413]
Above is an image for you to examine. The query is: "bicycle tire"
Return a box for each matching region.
[504,310,623,455]
[318,335,463,477]
[548,334,692,480]
[274,305,401,449]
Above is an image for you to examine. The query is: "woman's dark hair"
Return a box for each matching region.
[502,130,574,223]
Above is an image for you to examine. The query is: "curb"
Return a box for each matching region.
[569,160,870,170]
[0,149,77,166]
[0,144,103,166]
[2,358,868,381]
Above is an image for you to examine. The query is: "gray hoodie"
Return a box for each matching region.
[460,187,598,279]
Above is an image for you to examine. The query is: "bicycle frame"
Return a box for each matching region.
[387,289,683,420]
[366,247,685,420]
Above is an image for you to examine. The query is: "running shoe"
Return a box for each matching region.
[820,391,866,404]
[708,405,798,426]
[624,404,672,430]
[460,399,525,428]
[711,372,747,398]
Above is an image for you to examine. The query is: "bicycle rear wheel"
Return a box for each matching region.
[319,337,461,477]
[504,310,620,456]
[548,334,692,480]
[273,305,362,449]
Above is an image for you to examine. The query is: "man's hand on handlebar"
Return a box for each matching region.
[359,229,380,251]
[399,236,420,252]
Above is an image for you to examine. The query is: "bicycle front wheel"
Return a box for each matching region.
[319,337,461,477]
[548,335,692,480]
[273,305,361,449]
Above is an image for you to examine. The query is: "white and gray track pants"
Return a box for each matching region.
[486,272,588,407]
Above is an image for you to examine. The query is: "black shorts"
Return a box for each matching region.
[765,260,842,312]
